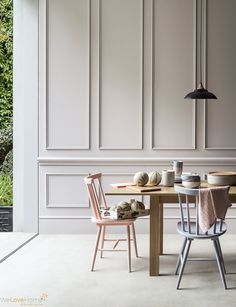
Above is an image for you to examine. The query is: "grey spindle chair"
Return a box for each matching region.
[174,185,228,289]
[84,173,138,272]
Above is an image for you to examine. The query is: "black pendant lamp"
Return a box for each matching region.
[184,0,217,100]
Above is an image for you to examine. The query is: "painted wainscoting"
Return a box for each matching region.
[38,0,236,233]
[38,157,236,234]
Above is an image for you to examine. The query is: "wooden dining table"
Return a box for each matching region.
[106,183,236,276]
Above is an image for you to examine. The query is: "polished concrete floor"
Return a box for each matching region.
[0,232,35,260]
[0,234,236,307]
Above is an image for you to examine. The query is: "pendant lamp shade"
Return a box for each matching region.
[184,82,217,99]
[184,0,217,100]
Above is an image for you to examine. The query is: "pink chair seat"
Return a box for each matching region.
[91,217,136,226]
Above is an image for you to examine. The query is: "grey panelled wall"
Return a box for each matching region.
[38,0,236,234]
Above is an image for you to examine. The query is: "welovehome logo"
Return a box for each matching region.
[0,293,48,306]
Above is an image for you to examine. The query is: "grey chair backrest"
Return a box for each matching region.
[174,185,224,236]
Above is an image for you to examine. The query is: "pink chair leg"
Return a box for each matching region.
[100,225,106,258]
[131,223,138,258]
[127,225,131,272]
[91,226,102,271]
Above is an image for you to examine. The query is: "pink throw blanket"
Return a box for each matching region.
[199,186,231,233]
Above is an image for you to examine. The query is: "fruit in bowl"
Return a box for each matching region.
[181,174,201,188]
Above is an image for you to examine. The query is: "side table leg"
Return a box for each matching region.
[150,195,160,276]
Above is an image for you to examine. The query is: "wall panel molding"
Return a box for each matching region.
[44,0,91,150]
[151,0,197,150]
[38,157,236,166]
[38,156,236,166]
[45,173,90,208]
[98,0,144,150]
[204,0,236,150]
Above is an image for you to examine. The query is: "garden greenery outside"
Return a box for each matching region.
[0,0,13,206]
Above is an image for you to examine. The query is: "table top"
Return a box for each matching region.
[106,182,236,196]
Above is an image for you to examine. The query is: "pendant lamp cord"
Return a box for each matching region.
[199,0,203,85]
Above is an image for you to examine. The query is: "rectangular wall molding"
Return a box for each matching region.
[98,0,144,150]
[151,0,196,150]
[204,0,236,150]
[44,0,91,150]
[45,173,90,208]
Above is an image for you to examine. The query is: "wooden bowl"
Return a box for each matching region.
[207,171,236,186]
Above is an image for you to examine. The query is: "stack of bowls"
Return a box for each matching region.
[181,173,201,188]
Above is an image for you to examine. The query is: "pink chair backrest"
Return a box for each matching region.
[84,173,108,220]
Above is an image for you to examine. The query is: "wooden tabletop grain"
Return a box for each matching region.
[106,183,236,196]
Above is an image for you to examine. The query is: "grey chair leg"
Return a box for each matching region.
[212,239,227,289]
[175,237,187,275]
[176,238,192,289]
[215,238,226,274]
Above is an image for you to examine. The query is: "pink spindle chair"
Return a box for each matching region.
[84,173,138,272]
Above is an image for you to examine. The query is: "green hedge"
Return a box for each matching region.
[0,0,13,205]
[0,149,12,178]
[0,175,12,205]
[0,0,13,129]
[0,124,12,164]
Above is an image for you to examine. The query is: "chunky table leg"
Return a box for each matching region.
[150,195,160,276]
[159,202,163,255]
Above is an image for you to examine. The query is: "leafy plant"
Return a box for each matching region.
[0,175,12,205]
[0,123,12,164]
[0,1,13,208]
[0,0,13,129]
[0,148,12,177]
